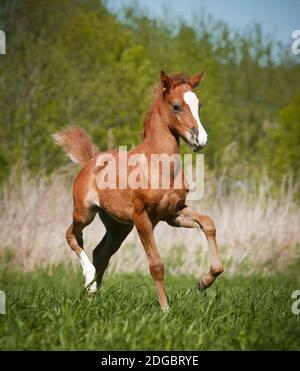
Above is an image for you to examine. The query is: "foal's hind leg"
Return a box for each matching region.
[66,205,98,295]
[168,207,223,290]
[133,210,169,311]
[93,210,133,286]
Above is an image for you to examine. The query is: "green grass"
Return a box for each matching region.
[0,266,300,350]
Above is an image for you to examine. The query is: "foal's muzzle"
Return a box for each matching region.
[188,127,208,152]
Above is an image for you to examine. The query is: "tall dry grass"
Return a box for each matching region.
[0,167,299,276]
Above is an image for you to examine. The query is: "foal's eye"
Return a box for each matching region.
[173,104,182,113]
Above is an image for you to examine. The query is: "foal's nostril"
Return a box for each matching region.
[190,127,199,139]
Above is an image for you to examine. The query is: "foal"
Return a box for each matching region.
[53,71,223,310]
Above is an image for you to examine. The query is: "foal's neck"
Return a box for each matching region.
[143,96,179,155]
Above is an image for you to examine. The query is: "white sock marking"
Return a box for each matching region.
[79,251,97,293]
[183,91,208,146]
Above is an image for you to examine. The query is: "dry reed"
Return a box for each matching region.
[0,168,299,276]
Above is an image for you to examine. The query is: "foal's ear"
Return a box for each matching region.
[160,70,173,91]
[189,71,205,88]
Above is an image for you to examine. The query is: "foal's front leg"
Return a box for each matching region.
[133,210,169,311]
[168,207,223,289]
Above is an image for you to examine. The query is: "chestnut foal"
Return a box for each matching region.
[54,71,223,310]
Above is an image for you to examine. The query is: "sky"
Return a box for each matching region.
[107,0,300,45]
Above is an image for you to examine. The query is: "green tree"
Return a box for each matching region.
[258,92,300,178]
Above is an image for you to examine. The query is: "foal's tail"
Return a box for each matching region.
[52,126,98,166]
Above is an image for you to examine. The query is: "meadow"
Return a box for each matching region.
[1,265,300,350]
[1,170,299,350]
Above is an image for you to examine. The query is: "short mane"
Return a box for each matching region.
[142,73,190,139]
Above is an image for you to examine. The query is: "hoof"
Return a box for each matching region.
[85,279,97,291]
[86,281,97,302]
[197,279,207,291]
[87,291,95,302]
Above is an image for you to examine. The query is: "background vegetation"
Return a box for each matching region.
[0,0,299,184]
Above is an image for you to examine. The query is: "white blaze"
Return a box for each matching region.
[183,91,208,147]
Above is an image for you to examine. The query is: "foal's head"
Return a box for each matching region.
[160,70,208,152]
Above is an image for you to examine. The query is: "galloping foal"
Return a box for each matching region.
[53,71,223,310]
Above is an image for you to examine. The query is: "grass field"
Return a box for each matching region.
[1,265,300,350]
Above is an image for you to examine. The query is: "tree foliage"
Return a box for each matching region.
[0,0,299,182]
